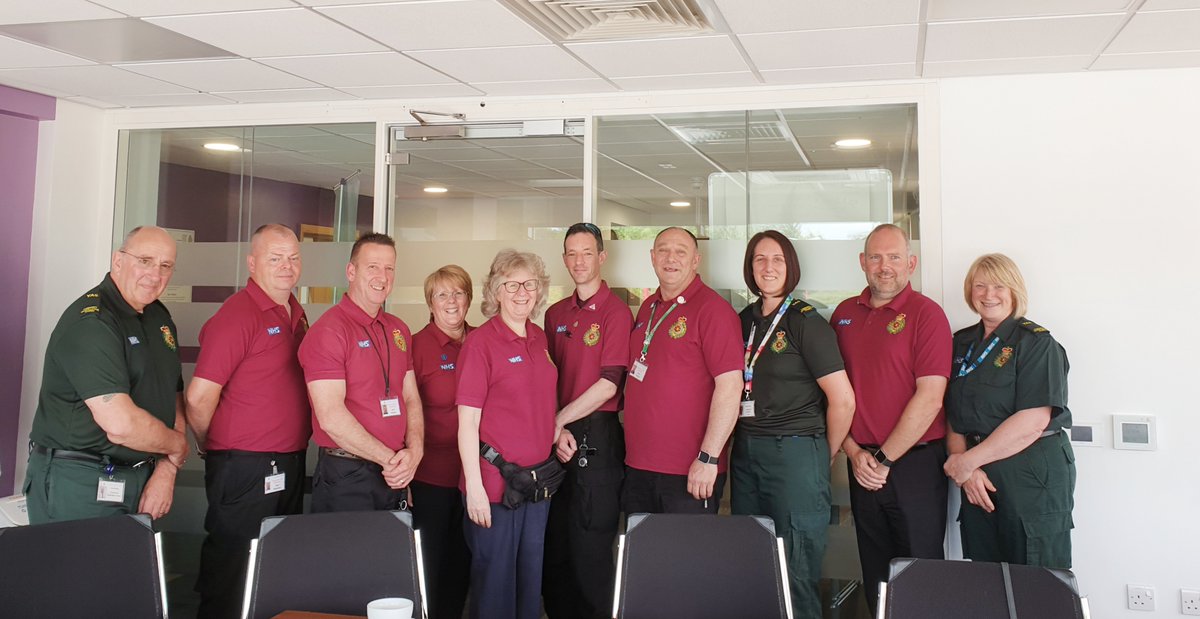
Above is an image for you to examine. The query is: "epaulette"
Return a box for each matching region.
[1018,319,1049,334]
[796,303,815,315]
[80,305,101,315]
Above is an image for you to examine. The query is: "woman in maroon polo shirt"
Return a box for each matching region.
[411,264,474,619]
[456,249,558,619]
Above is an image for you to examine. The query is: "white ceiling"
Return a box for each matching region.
[0,0,1196,109]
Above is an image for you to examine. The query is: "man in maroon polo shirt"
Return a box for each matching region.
[542,223,633,619]
[830,223,952,612]
[622,227,742,515]
[298,233,424,513]
[187,224,311,619]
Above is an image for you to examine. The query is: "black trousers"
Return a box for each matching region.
[196,449,305,619]
[848,441,948,612]
[410,481,471,619]
[310,451,408,513]
[543,412,625,619]
[621,467,725,515]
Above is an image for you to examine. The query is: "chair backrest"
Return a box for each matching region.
[243,510,425,619]
[0,513,166,618]
[883,558,1085,619]
[615,513,791,619]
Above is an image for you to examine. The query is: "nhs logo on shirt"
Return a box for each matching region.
[358,340,372,348]
[555,325,568,333]
[440,363,456,371]
[266,326,282,336]
[128,336,140,345]
[837,318,852,326]
[507,355,524,364]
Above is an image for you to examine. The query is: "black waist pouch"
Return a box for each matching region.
[480,443,565,509]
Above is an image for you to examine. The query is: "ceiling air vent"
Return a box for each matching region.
[501,0,713,42]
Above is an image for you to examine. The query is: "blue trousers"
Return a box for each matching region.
[464,499,551,619]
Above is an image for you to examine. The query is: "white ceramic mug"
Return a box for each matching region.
[366,597,414,619]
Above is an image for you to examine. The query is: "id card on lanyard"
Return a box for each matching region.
[741,296,793,417]
[630,296,684,382]
[363,323,402,418]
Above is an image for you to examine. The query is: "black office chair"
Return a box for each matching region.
[613,513,792,619]
[241,510,427,619]
[0,513,168,618]
[880,558,1090,619]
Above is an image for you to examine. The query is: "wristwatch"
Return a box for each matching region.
[872,448,894,468]
[697,450,719,465]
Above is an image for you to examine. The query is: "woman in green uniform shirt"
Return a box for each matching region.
[732,230,855,618]
[944,253,1075,568]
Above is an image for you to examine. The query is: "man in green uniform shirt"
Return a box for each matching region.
[23,226,189,524]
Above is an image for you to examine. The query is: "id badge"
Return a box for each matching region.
[97,478,126,503]
[630,359,649,382]
[380,397,402,418]
[264,472,286,494]
[740,400,755,418]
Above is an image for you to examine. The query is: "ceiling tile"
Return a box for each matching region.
[409,46,596,82]
[1106,9,1200,53]
[0,65,194,97]
[924,14,1125,62]
[318,0,547,51]
[90,0,295,17]
[1141,0,1200,8]
[760,63,916,83]
[102,92,237,107]
[0,1,123,25]
[1092,49,1200,69]
[119,58,321,91]
[739,26,918,70]
[337,84,484,99]
[926,0,1131,21]
[0,35,93,68]
[474,79,616,96]
[212,88,360,103]
[713,0,920,34]
[258,52,456,87]
[923,55,1091,77]
[0,18,235,63]
[614,71,760,90]
[566,35,749,77]
[148,8,386,57]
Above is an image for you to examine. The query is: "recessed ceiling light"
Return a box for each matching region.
[423,186,448,193]
[670,201,691,208]
[204,142,242,152]
[833,138,872,149]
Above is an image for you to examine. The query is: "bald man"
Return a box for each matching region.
[187,224,312,619]
[25,226,188,524]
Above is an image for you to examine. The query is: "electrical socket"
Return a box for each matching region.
[1128,585,1156,611]
[1182,589,1200,615]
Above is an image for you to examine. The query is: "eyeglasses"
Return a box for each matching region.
[498,279,540,293]
[120,250,175,275]
[432,290,468,303]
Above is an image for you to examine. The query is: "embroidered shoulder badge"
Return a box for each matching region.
[886,313,907,335]
[668,316,688,339]
[160,325,177,351]
[799,304,814,314]
[1020,320,1049,334]
[994,346,1014,368]
[583,323,601,347]
[392,329,407,351]
[770,330,788,353]
[85,293,99,299]
[80,305,100,315]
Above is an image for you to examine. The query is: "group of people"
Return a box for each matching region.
[22,221,1075,619]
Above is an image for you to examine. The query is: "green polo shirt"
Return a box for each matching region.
[737,298,845,436]
[30,274,182,463]
[946,316,1070,436]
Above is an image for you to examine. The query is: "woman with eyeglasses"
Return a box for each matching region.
[456,250,558,619]
[410,265,474,619]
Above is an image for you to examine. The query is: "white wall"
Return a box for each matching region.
[939,68,1200,616]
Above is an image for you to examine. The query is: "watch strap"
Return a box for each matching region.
[697,450,719,465]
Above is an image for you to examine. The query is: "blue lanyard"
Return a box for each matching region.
[957,336,1000,377]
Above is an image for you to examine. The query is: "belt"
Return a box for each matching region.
[322,447,365,460]
[965,429,1060,447]
[32,443,153,468]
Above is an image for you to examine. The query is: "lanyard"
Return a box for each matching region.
[362,323,392,396]
[957,335,1000,378]
[743,296,793,397]
[638,299,680,361]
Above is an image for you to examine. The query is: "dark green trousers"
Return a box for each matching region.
[730,433,830,619]
[23,449,152,524]
[960,432,1075,568]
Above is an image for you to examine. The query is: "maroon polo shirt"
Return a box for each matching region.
[455,316,558,503]
[299,295,414,451]
[830,283,952,446]
[193,278,311,452]
[544,280,633,412]
[412,321,471,488]
[623,276,742,475]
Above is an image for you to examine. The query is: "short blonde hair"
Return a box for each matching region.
[423,264,473,309]
[480,249,550,318]
[963,253,1029,319]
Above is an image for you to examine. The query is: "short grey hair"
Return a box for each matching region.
[480,249,550,319]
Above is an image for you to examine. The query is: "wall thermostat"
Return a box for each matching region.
[1112,414,1156,451]
[1069,422,1099,447]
